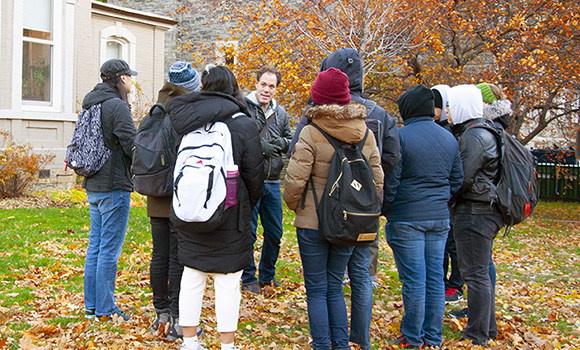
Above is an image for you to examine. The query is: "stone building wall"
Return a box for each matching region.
[106,0,237,74]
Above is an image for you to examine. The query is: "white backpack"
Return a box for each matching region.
[170,120,235,232]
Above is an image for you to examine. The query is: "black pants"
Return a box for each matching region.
[150,217,183,318]
[453,211,503,346]
[443,225,464,290]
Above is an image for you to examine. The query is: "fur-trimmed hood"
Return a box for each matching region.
[305,102,368,144]
[483,99,512,121]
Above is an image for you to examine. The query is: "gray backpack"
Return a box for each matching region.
[66,104,111,177]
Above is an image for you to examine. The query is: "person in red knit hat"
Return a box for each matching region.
[283,68,384,350]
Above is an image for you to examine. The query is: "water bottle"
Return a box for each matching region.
[225,164,239,209]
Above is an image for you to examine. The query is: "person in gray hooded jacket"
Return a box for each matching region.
[82,59,137,321]
[242,66,293,294]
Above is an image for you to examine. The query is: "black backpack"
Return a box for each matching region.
[132,104,177,197]
[308,123,382,246]
[474,125,539,232]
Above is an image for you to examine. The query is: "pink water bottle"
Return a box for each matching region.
[225,165,239,209]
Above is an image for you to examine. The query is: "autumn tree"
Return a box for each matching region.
[177,0,418,120]
[397,0,580,145]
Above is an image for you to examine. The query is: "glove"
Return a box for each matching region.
[261,139,282,158]
[272,137,287,150]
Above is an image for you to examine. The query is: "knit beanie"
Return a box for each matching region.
[398,84,435,120]
[310,68,351,106]
[168,61,200,92]
[476,83,497,104]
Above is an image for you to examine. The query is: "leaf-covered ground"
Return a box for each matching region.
[0,196,578,349]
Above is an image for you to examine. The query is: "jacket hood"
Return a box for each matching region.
[483,99,512,121]
[157,82,190,105]
[245,91,279,110]
[305,102,367,144]
[448,85,483,125]
[82,82,121,109]
[398,84,435,120]
[431,84,450,121]
[166,91,247,136]
[320,48,363,95]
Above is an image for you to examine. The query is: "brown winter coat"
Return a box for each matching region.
[146,82,189,218]
[283,102,384,230]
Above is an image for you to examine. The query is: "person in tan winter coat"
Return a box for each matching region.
[283,68,383,350]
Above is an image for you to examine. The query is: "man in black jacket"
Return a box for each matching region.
[242,66,293,294]
[447,84,503,347]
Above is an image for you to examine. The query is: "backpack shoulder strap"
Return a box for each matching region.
[362,99,377,115]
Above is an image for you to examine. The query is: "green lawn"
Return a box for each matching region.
[0,199,579,349]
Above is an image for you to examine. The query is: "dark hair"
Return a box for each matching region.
[201,65,245,104]
[101,74,130,104]
[256,66,282,86]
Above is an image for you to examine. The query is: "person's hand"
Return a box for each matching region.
[261,139,282,158]
[272,137,287,150]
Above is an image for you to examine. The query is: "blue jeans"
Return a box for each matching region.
[348,246,372,350]
[242,181,284,285]
[386,220,449,347]
[297,228,353,350]
[84,190,131,317]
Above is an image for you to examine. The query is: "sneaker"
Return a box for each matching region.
[371,281,383,289]
[84,309,95,319]
[389,336,424,349]
[167,317,204,340]
[445,288,463,303]
[180,342,206,350]
[241,283,261,294]
[258,278,282,288]
[449,307,469,319]
[98,308,131,322]
[152,312,170,335]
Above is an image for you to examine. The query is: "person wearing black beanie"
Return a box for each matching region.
[397,84,435,120]
[384,85,464,348]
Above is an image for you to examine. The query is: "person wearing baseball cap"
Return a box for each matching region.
[81,58,138,322]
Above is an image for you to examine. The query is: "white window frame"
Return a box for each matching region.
[13,0,64,112]
[100,23,136,76]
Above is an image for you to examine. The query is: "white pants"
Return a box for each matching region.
[179,267,243,332]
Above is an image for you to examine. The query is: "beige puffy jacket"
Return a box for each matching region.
[283,102,384,230]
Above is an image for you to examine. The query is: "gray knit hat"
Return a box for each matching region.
[168,61,200,92]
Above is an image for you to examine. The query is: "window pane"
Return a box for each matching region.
[106,42,122,60]
[23,0,52,34]
[22,41,51,102]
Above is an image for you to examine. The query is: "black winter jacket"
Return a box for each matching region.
[245,94,292,180]
[81,83,136,192]
[166,91,264,273]
[451,118,500,213]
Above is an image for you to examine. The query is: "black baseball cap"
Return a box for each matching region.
[100,59,138,80]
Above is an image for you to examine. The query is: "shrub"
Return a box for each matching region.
[0,130,55,198]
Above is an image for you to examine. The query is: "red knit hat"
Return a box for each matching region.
[311,68,351,106]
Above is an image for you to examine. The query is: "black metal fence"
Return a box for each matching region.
[536,163,580,201]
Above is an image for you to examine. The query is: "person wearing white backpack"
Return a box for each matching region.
[166,65,264,350]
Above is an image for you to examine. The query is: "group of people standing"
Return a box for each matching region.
[79,47,511,349]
